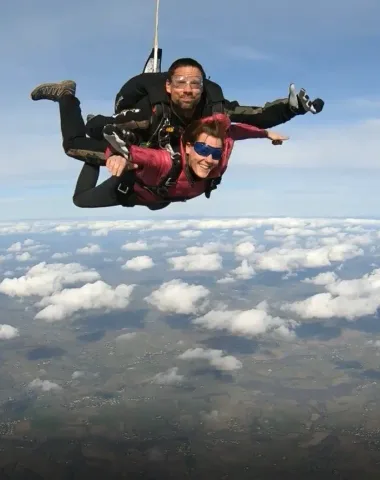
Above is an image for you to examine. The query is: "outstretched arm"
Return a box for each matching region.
[229,123,289,144]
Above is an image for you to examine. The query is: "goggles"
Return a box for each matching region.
[193,141,223,161]
[170,75,203,90]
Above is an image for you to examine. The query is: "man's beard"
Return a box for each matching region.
[178,97,197,109]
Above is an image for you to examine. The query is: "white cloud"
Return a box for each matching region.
[217,276,236,284]
[283,268,380,320]
[16,252,33,262]
[121,240,149,251]
[116,332,137,341]
[7,242,24,252]
[303,271,338,285]
[76,243,102,254]
[6,240,47,260]
[193,302,297,339]
[168,253,223,271]
[186,242,233,255]
[51,252,71,259]
[0,262,100,297]
[72,371,85,379]
[28,378,62,392]
[231,259,255,280]
[54,225,73,233]
[91,228,109,236]
[34,280,135,321]
[178,348,242,371]
[253,243,363,272]
[179,230,202,238]
[122,255,154,271]
[7,239,38,252]
[234,241,256,258]
[152,367,184,385]
[3,218,380,237]
[0,324,19,340]
[145,279,210,314]
[264,226,327,238]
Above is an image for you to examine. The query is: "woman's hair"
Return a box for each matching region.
[182,116,229,147]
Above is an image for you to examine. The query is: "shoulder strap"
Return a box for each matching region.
[145,146,183,198]
[203,79,225,114]
[145,103,171,147]
[204,166,227,199]
[116,146,183,204]
[204,176,221,199]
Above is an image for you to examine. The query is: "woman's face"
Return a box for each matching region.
[185,133,223,179]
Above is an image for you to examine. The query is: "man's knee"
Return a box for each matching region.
[72,195,84,208]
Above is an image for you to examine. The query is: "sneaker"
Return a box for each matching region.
[30,80,76,101]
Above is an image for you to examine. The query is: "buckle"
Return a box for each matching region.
[117,183,130,194]
[164,178,176,188]
[156,186,169,196]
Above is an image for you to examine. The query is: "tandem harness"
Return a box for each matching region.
[115,141,223,207]
[115,146,223,208]
[115,80,226,207]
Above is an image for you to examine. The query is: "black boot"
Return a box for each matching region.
[288,83,324,115]
[30,80,76,101]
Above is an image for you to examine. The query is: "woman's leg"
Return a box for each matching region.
[72,163,120,208]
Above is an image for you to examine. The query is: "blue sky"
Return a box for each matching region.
[2,0,380,220]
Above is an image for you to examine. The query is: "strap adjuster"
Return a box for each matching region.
[117,183,130,194]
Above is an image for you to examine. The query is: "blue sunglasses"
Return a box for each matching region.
[193,142,223,161]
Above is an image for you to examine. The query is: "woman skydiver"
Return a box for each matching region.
[72,113,288,211]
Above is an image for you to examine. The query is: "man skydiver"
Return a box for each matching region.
[112,57,324,131]
[30,57,324,166]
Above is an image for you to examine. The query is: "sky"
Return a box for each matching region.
[2,0,380,220]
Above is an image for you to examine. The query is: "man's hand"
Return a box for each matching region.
[267,131,289,145]
[106,155,138,177]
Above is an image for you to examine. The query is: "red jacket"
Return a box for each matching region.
[105,114,268,205]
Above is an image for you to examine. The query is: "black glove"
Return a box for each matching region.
[288,83,324,115]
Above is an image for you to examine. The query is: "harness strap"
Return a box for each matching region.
[116,143,184,206]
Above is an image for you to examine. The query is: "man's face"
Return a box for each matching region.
[166,66,203,111]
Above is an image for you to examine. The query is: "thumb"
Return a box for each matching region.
[126,162,138,170]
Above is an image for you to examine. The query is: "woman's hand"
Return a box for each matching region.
[106,155,138,177]
[267,131,289,145]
